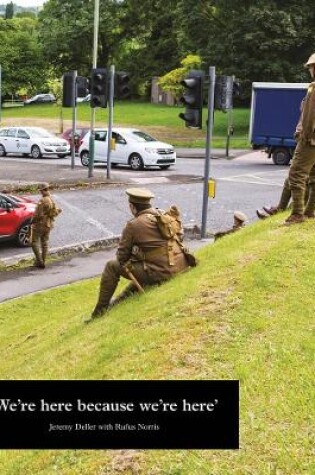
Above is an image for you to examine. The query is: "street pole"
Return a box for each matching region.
[71,70,77,170]
[225,76,234,158]
[88,0,100,178]
[106,65,115,180]
[201,66,216,239]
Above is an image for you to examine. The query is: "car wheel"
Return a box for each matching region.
[272,148,291,166]
[16,220,32,247]
[57,154,67,158]
[129,153,144,171]
[80,150,89,166]
[31,145,42,159]
[0,144,6,157]
[159,165,171,170]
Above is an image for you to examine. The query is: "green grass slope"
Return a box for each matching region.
[0,215,314,474]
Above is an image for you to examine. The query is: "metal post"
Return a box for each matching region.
[71,70,77,169]
[0,65,2,123]
[201,66,216,239]
[88,0,100,178]
[106,65,115,180]
[225,76,234,157]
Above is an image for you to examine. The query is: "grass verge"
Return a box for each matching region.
[1,102,250,148]
[0,214,314,474]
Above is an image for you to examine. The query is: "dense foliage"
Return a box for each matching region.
[0,0,314,99]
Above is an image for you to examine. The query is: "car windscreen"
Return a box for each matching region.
[131,131,157,142]
[24,128,55,138]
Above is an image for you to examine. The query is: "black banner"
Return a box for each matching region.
[0,380,239,449]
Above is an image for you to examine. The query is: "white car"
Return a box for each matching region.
[0,127,70,159]
[78,128,176,170]
[24,94,56,105]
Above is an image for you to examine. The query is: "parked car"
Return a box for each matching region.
[0,193,36,247]
[78,128,176,171]
[61,127,90,153]
[24,94,56,105]
[0,126,70,158]
[76,94,91,103]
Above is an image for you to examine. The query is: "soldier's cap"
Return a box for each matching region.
[304,53,315,68]
[126,187,155,204]
[39,182,50,191]
[234,210,247,222]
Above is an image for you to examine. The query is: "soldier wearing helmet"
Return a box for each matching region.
[31,183,62,268]
[86,187,196,323]
[214,211,247,240]
[285,52,315,224]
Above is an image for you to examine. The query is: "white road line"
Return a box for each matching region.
[55,195,115,237]
[218,177,283,186]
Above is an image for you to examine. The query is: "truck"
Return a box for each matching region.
[249,82,308,165]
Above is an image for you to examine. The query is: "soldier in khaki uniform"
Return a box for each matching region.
[86,188,195,322]
[286,53,315,224]
[31,183,61,268]
[214,211,247,240]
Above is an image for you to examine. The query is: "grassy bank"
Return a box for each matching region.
[1,102,250,148]
[0,214,314,474]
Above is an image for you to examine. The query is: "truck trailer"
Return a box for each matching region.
[249,82,308,165]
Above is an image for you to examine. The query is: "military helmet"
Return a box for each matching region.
[39,182,50,191]
[304,53,315,68]
[126,187,154,204]
[234,210,247,222]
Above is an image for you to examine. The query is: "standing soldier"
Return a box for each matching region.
[31,183,61,268]
[286,53,315,224]
[85,188,196,323]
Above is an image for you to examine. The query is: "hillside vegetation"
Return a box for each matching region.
[0,214,314,474]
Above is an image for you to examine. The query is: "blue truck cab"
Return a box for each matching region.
[249,82,308,165]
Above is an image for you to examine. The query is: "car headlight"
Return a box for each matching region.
[145,148,159,154]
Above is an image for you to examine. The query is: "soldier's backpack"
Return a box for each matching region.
[155,205,183,240]
[155,206,197,267]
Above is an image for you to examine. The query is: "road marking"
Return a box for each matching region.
[218,171,285,187]
[55,195,116,237]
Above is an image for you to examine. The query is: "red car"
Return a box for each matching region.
[0,193,36,247]
[61,127,89,153]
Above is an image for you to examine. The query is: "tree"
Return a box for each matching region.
[5,1,14,19]
[158,55,202,102]
[0,18,48,96]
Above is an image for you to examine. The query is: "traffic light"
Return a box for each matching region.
[62,72,75,107]
[90,68,108,108]
[76,76,89,98]
[214,75,233,112]
[115,71,131,99]
[178,70,204,129]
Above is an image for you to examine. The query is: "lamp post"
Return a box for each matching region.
[88,0,100,178]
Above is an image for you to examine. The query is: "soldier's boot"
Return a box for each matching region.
[264,206,282,215]
[284,214,306,225]
[109,284,138,308]
[85,260,122,323]
[31,243,44,268]
[256,209,268,220]
[286,187,305,225]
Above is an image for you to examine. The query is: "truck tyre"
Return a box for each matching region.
[272,148,291,166]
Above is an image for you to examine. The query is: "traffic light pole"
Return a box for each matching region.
[201,66,216,239]
[71,70,77,170]
[88,0,100,178]
[106,65,115,180]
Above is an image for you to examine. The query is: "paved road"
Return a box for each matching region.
[0,150,288,264]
